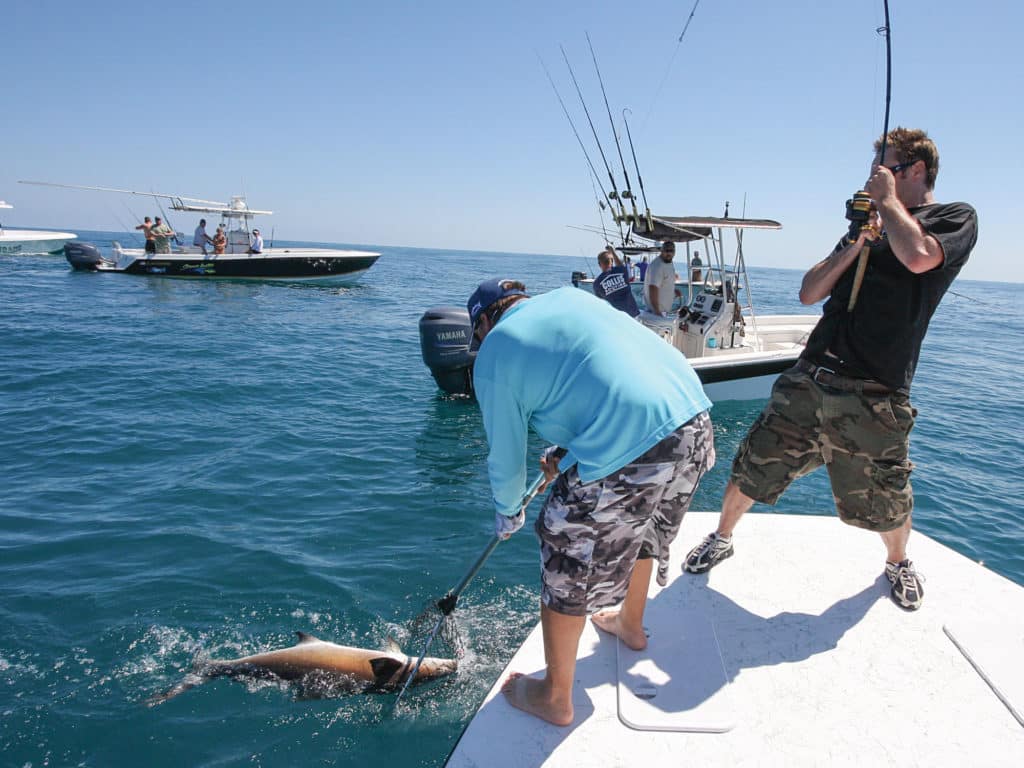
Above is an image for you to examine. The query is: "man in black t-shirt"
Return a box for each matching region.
[683,127,978,611]
[592,246,640,318]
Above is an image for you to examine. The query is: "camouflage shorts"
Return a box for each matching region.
[535,411,715,616]
[731,368,917,532]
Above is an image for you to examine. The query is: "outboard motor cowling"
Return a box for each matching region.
[64,241,111,271]
[419,306,477,397]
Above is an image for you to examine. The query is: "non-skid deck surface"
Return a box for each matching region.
[446,512,1024,768]
[617,573,734,732]
[943,620,1024,727]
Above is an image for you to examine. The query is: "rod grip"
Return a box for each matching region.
[847,244,871,312]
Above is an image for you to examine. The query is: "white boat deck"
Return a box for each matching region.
[447,512,1024,767]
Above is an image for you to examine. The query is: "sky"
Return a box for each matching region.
[4,0,1022,282]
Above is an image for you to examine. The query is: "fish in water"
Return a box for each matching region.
[146,631,458,706]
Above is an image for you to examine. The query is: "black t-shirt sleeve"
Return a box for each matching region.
[919,201,978,273]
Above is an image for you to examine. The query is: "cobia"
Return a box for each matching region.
[147,631,457,705]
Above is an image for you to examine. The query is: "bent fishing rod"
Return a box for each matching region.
[848,0,892,312]
[641,0,702,133]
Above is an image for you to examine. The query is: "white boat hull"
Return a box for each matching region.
[645,312,818,401]
[700,369,789,402]
[0,230,77,255]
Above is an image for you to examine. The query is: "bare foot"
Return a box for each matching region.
[501,672,573,726]
[590,610,648,650]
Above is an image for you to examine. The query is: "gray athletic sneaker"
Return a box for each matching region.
[885,559,924,610]
[684,532,734,573]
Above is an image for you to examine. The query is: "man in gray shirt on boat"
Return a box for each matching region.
[151,217,175,254]
[193,219,214,256]
[683,127,978,611]
[643,241,681,315]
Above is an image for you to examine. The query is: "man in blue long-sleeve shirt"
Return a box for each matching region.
[467,277,714,726]
[592,245,639,317]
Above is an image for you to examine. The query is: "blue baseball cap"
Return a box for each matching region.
[467,278,527,327]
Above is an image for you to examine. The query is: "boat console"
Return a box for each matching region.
[672,285,745,358]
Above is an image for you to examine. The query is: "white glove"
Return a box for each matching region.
[541,445,562,463]
[495,509,525,540]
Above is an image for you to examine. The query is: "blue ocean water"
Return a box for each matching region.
[1,231,1022,767]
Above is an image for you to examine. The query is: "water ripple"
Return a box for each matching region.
[1,243,1022,767]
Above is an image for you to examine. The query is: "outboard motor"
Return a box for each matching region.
[419,306,477,397]
[64,241,112,271]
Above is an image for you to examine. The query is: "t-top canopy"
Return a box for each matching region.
[633,215,782,243]
[17,182,272,216]
[173,201,273,217]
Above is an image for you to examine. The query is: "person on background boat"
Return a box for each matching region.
[690,250,703,283]
[643,241,682,314]
[151,216,175,254]
[193,219,214,256]
[213,225,227,255]
[248,229,263,254]
[683,127,978,612]
[135,216,156,255]
[592,245,640,317]
[468,277,714,726]
[637,254,649,282]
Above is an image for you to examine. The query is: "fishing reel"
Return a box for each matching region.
[844,190,875,241]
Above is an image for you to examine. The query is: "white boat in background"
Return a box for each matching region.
[417,215,816,403]
[573,214,817,401]
[0,201,77,255]
[546,44,816,401]
[18,181,381,282]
